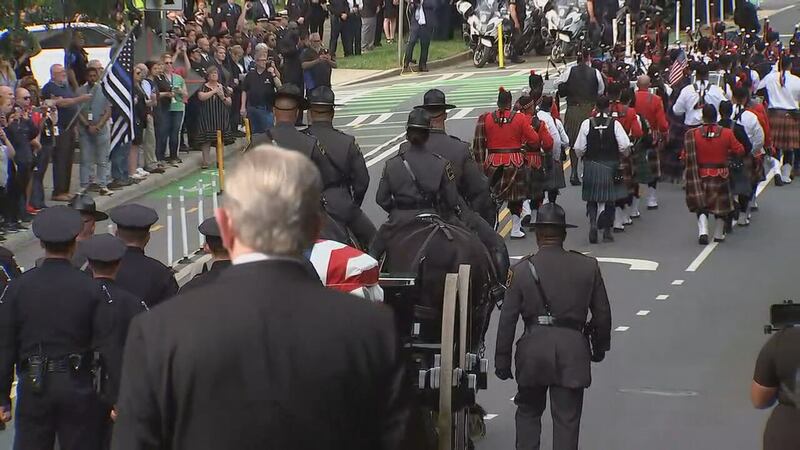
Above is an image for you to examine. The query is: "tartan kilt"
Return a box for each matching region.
[544,159,567,191]
[486,164,530,203]
[696,175,735,216]
[620,155,635,195]
[528,165,549,198]
[662,122,689,182]
[582,160,626,202]
[564,103,595,146]
[730,155,757,196]
[632,148,659,184]
[767,110,800,150]
[752,156,766,183]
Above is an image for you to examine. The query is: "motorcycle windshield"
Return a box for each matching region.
[475,0,498,20]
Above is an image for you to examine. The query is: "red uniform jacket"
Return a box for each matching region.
[592,103,644,139]
[634,89,669,133]
[694,125,746,177]
[521,111,555,168]
[477,109,541,168]
[748,102,772,151]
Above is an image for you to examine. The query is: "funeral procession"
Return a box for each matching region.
[1,0,800,448]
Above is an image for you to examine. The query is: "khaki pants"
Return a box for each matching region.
[143,114,157,168]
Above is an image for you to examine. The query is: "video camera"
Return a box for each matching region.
[764,301,800,334]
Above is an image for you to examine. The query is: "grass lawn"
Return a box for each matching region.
[334,37,469,70]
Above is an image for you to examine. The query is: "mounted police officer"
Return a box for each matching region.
[0,206,110,450]
[304,86,376,250]
[495,203,612,450]
[558,46,606,185]
[416,89,509,281]
[372,108,461,258]
[109,204,178,308]
[180,218,232,293]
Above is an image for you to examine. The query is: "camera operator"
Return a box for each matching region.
[752,323,800,450]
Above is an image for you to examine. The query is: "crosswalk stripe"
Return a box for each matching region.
[498,208,510,222]
[370,113,395,125]
[345,115,371,127]
[451,73,474,81]
[450,108,474,120]
[500,220,513,237]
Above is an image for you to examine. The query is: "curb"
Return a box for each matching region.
[4,141,245,254]
[337,50,472,87]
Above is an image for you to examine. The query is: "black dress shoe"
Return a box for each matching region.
[589,227,598,244]
[570,177,582,186]
[602,228,614,242]
[698,234,709,245]
[418,66,429,72]
[775,176,784,186]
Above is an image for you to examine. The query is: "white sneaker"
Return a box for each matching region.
[698,214,709,245]
[646,186,658,209]
[713,218,726,242]
[613,207,625,232]
[781,164,793,184]
[510,214,526,239]
[136,168,150,177]
[131,172,146,180]
[630,197,641,218]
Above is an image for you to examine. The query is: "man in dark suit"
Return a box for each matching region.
[404,0,438,71]
[111,146,407,450]
[245,0,277,21]
[495,203,612,450]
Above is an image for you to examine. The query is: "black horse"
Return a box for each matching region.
[379,214,497,450]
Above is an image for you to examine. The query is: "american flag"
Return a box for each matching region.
[668,49,689,87]
[101,33,135,150]
[308,239,383,301]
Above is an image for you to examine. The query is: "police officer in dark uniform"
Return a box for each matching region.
[0,246,22,291]
[752,324,800,450]
[558,46,606,185]
[180,218,232,294]
[372,108,461,257]
[82,233,148,444]
[264,84,319,159]
[416,89,510,289]
[0,206,108,450]
[215,0,243,35]
[495,203,612,450]
[304,86,376,249]
[109,204,178,308]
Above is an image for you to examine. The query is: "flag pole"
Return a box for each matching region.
[64,23,139,133]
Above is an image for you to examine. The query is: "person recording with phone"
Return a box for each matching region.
[752,305,800,450]
[240,50,282,134]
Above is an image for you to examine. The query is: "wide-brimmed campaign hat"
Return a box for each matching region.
[533,203,577,228]
[274,83,309,110]
[417,89,455,110]
[69,194,109,222]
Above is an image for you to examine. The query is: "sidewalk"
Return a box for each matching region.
[4,141,244,253]
[331,68,386,87]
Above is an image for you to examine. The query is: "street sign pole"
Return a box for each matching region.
[398,0,404,70]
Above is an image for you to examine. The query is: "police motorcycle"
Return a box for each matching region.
[518,0,551,55]
[457,0,515,68]
[545,0,589,61]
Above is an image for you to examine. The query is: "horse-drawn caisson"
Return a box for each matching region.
[370,109,504,450]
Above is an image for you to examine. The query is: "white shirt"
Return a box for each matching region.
[232,252,307,266]
[733,106,765,155]
[536,110,568,161]
[556,64,605,96]
[350,0,363,11]
[573,116,632,158]
[415,0,426,25]
[672,81,728,126]
[140,79,153,97]
[756,71,800,110]
[260,0,272,17]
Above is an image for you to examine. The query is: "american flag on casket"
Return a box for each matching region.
[308,240,384,302]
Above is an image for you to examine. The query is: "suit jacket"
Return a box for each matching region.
[111,259,407,450]
[246,0,277,21]
[407,0,438,27]
[495,246,612,389]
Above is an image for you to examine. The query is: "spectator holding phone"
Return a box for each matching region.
[240,50,282,134]
[4,97,38,229]
[301,33,336,96]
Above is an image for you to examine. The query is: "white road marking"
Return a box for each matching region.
[774,4,797,14]
[370,113,394,125]
[685,242,719,272]
[672,279,685,286]
[367,142,404,167]
[636,310,650,316]
[451,73,474,81]
[595,257,658,271]
[450,107,474,120]
[656,294,670,301]
[484,414,499,420]
[359,133,404,139]
[344,115,371,127]
[10,380,16,399]
[515,69,531,76]
[364,132,406,158]
[615,326,630,332]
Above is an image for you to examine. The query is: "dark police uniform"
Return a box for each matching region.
[0,206,108,450]
[305,86,376,249]
[109,204,178,308]
[0,246,22,291]
[215,1,242,35]
[753,327,800,450]
[111,261,406,450]
[495,204,611,450]
[180,218,232,294]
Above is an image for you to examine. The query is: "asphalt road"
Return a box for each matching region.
[4,2,800,447]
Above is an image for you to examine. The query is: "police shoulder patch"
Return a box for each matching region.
[445,162,456,181]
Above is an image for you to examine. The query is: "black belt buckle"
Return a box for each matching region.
[536,315,555,326]
[68,354,82,373]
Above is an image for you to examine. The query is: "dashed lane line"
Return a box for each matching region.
[344,115,372,127]
[636,310,651,316]
[615,326,630,332]
[672,279,685,286]
[450,108,474,120]
[499,220,513,238]
[655,294,670,301]
[370,113,394,125]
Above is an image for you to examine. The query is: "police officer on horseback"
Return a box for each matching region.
[495,203,612,450]
[304,86,376,250]
[371,108,461,259]
[416,89,510,290]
